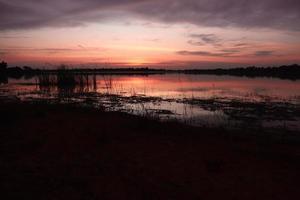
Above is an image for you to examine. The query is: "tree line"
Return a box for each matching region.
[1,61,300,80]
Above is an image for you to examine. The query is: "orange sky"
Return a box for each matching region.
[1,19,300,69]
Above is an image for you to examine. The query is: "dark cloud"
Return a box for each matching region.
[188,34,222,47]
[233,43,249,47]
[177,49,277,58]
[131,0,300,31]
[177,50,235,57]
[254,51,274,56]
[220,49,241,53]
[0,0,299,31]
[0,0,141,30]
[189,34,220,45]
[187,40,204,46]
[152,60,245,68]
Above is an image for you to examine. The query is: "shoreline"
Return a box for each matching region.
[1,100,300,199]
[1,64,300,81]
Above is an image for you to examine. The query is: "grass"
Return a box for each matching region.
[37,68,97,96]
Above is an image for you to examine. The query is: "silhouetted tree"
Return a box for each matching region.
[0,61,8,72]
[0,61,8,84]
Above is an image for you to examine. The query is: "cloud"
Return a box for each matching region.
[220,49,241,53]
[0,0,299,31]
[254,51,274,56]
[177,49,277,58]
[0,46,105,55]
[0,36,30,39]
[185,34,258,56]
[190,34,220,44]
[152,60,245,68]
[131,0,300,31]
[187,33,222,47]
[233,43,249,47]
[177,50,235,57]
[187,40,205,46]
[144,38,160,42]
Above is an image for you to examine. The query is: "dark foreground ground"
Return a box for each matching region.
[1,101,300,199]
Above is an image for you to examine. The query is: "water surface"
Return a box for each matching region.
[1,74,300,132]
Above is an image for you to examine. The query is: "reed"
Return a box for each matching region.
[37,67,97,95]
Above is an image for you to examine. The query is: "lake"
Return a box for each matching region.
[1,74,300,132]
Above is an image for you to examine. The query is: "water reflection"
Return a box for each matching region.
[37,73,98,98]
[0,74,8,85]
[1,74,300,131]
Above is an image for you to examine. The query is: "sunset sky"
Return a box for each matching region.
[1,0,300,69]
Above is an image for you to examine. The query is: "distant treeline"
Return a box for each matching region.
[181,64,300,80]
[0,62,166,78]
[1,61,300,81]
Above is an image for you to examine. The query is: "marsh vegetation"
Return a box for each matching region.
[1,68,299,134]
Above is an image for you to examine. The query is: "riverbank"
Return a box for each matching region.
[1,101,300,199]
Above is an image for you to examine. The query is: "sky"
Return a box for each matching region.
[0,0,300,69]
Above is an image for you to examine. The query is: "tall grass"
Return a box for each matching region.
[37,67,97,95]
